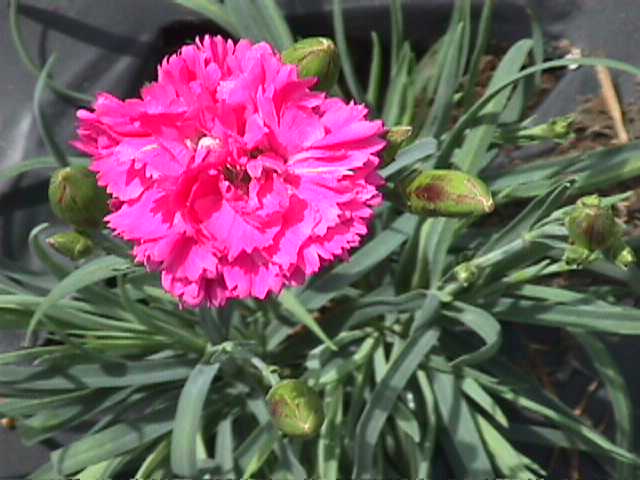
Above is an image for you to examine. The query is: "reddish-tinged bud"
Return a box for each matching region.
[48,166,109,229]
[266,379,324,438]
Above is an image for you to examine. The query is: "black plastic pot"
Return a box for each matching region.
[2,0,640,478]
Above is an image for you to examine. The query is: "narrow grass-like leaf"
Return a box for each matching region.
[236,423,277,479]
[493,298,640,335]
[475,413,545,478]
[450,40,532,173]
[440,56,640,164]
[380,137,437,179]
[30,401,177,479]
[215,417,235,476]
[278,289,337,350]
[26,255,135,343]
[422,23,464,139]
[389,0,404,74]
[572,331,634,480]
[34,56,69,167]
[75,454,130,480]
[352,295,440,478]
[462,0,494,110]
[446,302,502,367]
[431,371,494,478]
[460,377,508,428]
[332,0,364,101]
[479,182,569,256]
[480,361,640,465]
[318,383,343,479]
[172,0,239,37]
[0,357,194,390]
[256,0,294,51]
[226,0,272,44]
[529,6,545,87]
[382,43,413,126]
[171,361,221,478]
[135,437,171,480]
[299,213,415,309]
[416,370,437,479]
[0,157,57,182]
[366,32,384,109]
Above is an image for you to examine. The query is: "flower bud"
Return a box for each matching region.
[282,37,340,91]
[383,126,413,166]
[403,169,494,217]
[496,115,575,146]
[612,241,636,270]
[48,166,110,229]
[46,231,95,260]
[565,195,620,252]
[266,379,324,438]
[454,262,478,286]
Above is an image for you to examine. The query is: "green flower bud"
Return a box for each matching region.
[383,126,413,166]
[282,37,340,91]
[403,169,494,217]
[266,379,324,438]
[496,115,575,146]
[565,195,620,252]
[46,231,95,260]
[454,262,478,286]
[612,241,636,270]
[48,166,110,229]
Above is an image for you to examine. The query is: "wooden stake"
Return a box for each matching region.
[596,65,630,143]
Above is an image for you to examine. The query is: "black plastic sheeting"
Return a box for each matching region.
[2,0,640,477]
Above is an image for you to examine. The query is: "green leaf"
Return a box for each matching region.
[479,182,569,256]
[236,423,278,479]
[431,371,495,478]
[215,417,235,476]
[440,56,640,165]
[380,137,437,179]
[135,437,171,480]
[0,357,194,390]
[34,56,69,167]
[572,331,634,480]
[0,157,55,182]
[75,454,130,480]
[422,22,464,139]
[415,370,437,478]
[332,0,364,101]
[172,0,239,37]
[255,0,294,51]
[365,31,384,109]
[475,413,545,478]
[450,39,533,173]
[461,0,494,110]
[446,302,502,367]
[26,255,136,343]
[493,298,640,335]
[278,289,337,350]
[352,295,440,478]
[317,383,343,479]
[299,213,415,309]
[382,43,413,126]
[460,377,508,428]
[31,401,177,479]
[226,0,272,44]
[171,361,221,477]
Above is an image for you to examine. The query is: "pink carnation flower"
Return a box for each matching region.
[73,35,385,307]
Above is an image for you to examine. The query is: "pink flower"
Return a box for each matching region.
[73,36,385,307]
